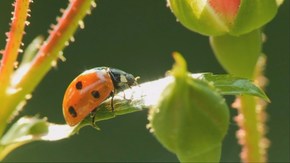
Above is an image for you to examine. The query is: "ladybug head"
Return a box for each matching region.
[108,68,138,90]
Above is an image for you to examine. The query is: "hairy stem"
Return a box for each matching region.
[0,0,94,137]
[240,96,262,162]
[0,0,31,137]
[0,0,30,90]
[233,56,269,163]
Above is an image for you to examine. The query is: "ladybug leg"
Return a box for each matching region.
[89,109,101,130]
[110,91,115,112]
[90,108,97,126]
[122,91,127,99]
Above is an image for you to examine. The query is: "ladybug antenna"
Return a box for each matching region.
[135,76,140,83]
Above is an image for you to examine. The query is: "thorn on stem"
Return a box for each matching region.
[78,20,85,29]
[60,8,65,13]
[58,51,66,62]
[14,61,19,68]
[69,36,75,42]
[48,29,52,35]
[56,16,61,22]
[5,32,10,37]
[50,24,56,30]
[25,21,30,26]
[51,60,57,67]
[18,49,23,53]
[91,1,97,8]
[25,94,32,100]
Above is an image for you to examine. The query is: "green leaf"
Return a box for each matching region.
[21,36,44,65]
[0,116,48,146]
[0,116,74,160]
[199,73,270,102]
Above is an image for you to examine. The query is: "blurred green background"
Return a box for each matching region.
[0,0,289,162]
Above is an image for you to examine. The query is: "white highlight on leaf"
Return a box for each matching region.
[41,124,74,141]
[11,64,29,86]
[120,74,204,108]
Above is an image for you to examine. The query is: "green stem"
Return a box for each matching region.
[235,56,268,162]
[239,95,262,162]
[0,0,30,127]
[0,0,94,137]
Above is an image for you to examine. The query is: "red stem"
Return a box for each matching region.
[0,0,93,137]
[15,0,92,90]
[0,0,30,96]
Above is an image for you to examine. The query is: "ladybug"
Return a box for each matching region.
[62,67,138,126]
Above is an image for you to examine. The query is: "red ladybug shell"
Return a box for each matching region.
[62,68,114,126]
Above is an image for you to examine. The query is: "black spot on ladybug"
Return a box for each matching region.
[91,90,100,99]
[75,81,82,90]
[68,106,77,117]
